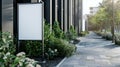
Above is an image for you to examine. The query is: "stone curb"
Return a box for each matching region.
[56,57,67,67]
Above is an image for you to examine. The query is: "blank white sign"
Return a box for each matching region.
[18,3,43,40]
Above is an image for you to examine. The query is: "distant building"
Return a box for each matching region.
[90,7,99,15]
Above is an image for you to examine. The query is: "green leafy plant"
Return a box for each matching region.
[0,32,41,67]
[0,32,15,54]
[53,21,63,39]
[64,25,77,40]
[79,31,89,36]
[12,52,40,67]
[25,41,43,57]
[46,37,76,57]
[69,25,77,38]
[24,21,76,59]
[115,34,120,45]
[45,48,58,60]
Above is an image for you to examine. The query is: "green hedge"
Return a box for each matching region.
[24,36,76,59]
[95,31,112,40]
[115,34,120,45]
[46,37,76,57]
[23,22,76,59]
[79,31,89,36]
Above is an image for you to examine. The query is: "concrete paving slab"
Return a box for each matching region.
[58,32,120,67]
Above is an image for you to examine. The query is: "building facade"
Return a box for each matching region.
[0,0,82,36]
[90,7,99,15]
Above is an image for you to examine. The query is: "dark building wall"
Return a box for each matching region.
[1,0,82,36]
[72,0,82,34]
[2,0,13,33]
[58,0,61,28]
[62,0,65,31]
[52,0,55,23]
[43,0,50,23]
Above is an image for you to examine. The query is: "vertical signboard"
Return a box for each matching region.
[18,3,43,40]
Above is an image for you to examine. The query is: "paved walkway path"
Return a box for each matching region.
[59,32,120,67]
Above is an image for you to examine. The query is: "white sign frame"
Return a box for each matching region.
[18,3,43,40]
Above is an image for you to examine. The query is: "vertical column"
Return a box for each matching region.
[50,0,52,32]
[77,0,80,33]
[77,0,82,33]
[61,0,63,30]
[67,0,69,31]
[0,0,1,31]
[72,0,75,28]
[75,0,78,33]
[69,0,73,29]
[78,0,81,33]
[64,0,68,32]
[79,0,82,32]
[55,0,58,21]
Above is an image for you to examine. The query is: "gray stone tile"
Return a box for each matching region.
[59,32,120,67]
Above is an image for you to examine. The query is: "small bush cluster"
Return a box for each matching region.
[95,31,103,36]
[0,32,41,67]
[46,37,76,58]
[95,31,112,40]
[79,31,89,36]
[101,33,112,40]
[115,34,120,45]
[53,21,64,39]
[24,21,76,60]
[64,25,77,40]
[95,31,120,45]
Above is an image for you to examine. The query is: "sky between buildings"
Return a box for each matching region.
[83,0,103,15]
[82,0,103,31]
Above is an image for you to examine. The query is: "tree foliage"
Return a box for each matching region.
[89,0,120,32]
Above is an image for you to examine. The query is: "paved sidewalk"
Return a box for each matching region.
[59,32,120,67]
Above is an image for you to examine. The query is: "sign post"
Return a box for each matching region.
[18,1,45,62]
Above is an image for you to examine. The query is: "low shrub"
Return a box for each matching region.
[0,32,41,67]
[24,32,76,59]
[95,31,113,40]
[23,21,76,60]
[79,31,89,36]
[102,33,106,39]
[25,41,43,57]
[101,33,112,40]
[72,38,81,44]
[46,37,76,57]
[0,32,15,54]
[115,34,120,45]
[105,33,112,40]
[53,21,64,39]
[115,39,120,45]
[95,31,103,36]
